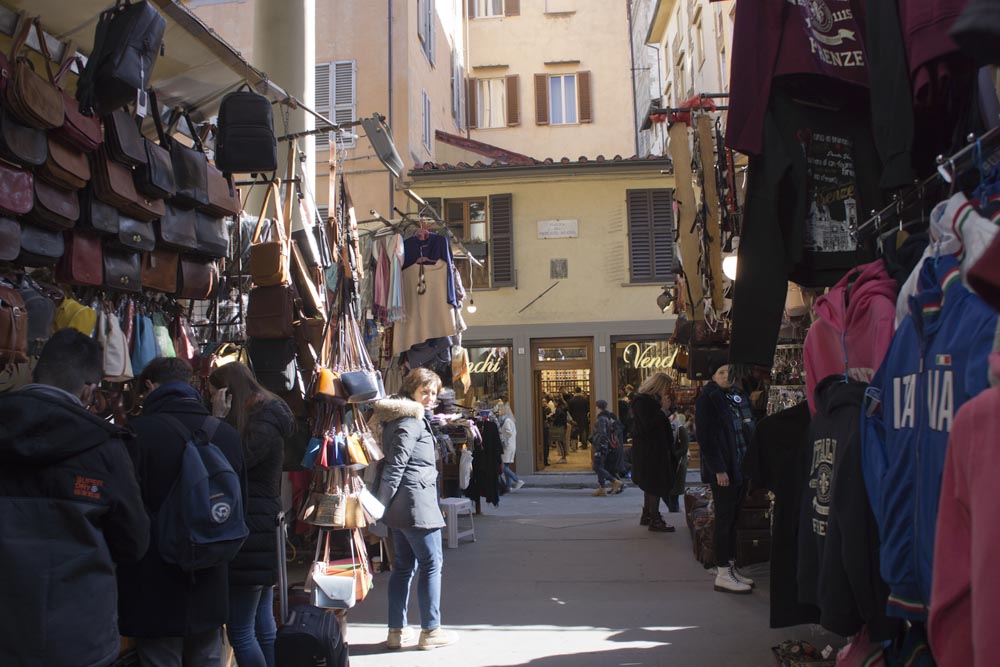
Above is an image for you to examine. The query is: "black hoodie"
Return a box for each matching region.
[798,376,900,641]
[0,386,149,667]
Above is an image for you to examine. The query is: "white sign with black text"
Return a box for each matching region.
[537,219,579,239]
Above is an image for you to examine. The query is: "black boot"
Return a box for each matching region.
[648,516,675,533]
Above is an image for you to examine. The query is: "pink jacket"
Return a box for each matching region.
[929,353,1000,667]
[803,259,898,413]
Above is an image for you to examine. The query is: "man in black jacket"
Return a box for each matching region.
[568,387,591,450]
[0,329,149,667]
[117,357,246,667]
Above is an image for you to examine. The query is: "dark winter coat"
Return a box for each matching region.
[669,424,690,497]
[695,381,754,484]
[567,394,590,425]
[629,393,677,498]
[0,385,149,667]
[229,397,295,586]
[118,382,246,637]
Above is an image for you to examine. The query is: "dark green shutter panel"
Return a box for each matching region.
[490,193,514,286]
[650,189,674,280]
[627,190,653,282]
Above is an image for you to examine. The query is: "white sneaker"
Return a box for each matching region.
[387,626,416,650]
[418,627,459,650]
[714,564,752,594]
[513,480,525,490]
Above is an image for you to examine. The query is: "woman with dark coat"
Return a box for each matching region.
[209,362,294,667]
[630,372,678,532]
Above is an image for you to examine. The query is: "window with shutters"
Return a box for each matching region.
[315,61,356,151]
[426,194,514,288]
[694,8,705,68]
[451,50,463,129]
[627,189,675,283]
[418,0,435,64]
[473,0,504,18]
[477,78,506,128]
[548,74,577,125]
[422,91,431,150]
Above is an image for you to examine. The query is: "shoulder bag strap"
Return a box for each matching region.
[29,19,58,84]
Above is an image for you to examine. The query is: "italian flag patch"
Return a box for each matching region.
[936,354,952,367]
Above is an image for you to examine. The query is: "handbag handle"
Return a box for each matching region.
[53,40,79,86]
[249,181,287,245]
[25,18,59,85]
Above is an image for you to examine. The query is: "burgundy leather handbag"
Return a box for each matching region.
[0,162,34,216]
[56,231,103,286]
[52,51,102,152]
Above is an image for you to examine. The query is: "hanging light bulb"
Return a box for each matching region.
[466,298,477,314]
[722,255,739,281]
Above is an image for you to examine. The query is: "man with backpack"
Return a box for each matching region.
[117,357,247,667]
[590,400,626,496]
[0,329,150,667]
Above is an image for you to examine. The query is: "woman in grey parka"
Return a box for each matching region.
[373,367,458,651]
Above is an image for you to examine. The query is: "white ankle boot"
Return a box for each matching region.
[714,563,752,594]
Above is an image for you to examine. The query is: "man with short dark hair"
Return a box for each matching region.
[117,357,246,667]
[0,329,150,667]
[568,386,591,450]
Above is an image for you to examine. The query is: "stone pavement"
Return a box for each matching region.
[343,487,838,667]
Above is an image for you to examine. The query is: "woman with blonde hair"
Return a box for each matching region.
[629,372,679,532]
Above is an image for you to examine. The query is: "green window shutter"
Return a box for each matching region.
[490,193,514,286]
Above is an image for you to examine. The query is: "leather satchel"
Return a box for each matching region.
[136,96,176,199]
[200,163,240,218]
[6,17,64,130]
[164,105,209,209]
[142,248,178,293]
[121,190,165,223]
[53,53,102,152]
[105,108,146,167]
[194,212,230,259]
[92,146,139,211]
[0,161,33,216]
[246,284,296,339]
[79,187,120,235]
[0,105,47,167]
[17,223,64,266]
[249,182,289,286]
[177,257,219,300]
[0,218,21,261]
[56,231,104,286]
[116,215,155,252]
[0,285,29,365]
[103,245,142,293]
[156,204,197,251]
[38,137,91,191]
[27,179,79,231]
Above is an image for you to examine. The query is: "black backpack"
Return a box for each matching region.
[77,0,166,116]
[215,84,277,174]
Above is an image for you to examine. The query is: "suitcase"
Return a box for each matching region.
[275,512,350,667]
[736,506,771,531]
[684,486,712,531]
[690,506,715,567]
[735,528,770,567]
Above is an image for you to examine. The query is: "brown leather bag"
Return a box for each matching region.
[121,191,165,223]
[247,284,297,339]
[27,179,79,230]
[92,146,139,211]
[294,317,327,372]
[56,231,103,286]
[104,108,146,167]
[201,163,241,218]
[52,49,101,152]
[0,284,29,365]
[6,17,64,130]
[38,136,91,190]
[0,161,33,216]
[177,257,219,300]
[142,248,179,293]
[249,182,289,286]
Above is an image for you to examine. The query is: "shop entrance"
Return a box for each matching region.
[530,337,595,473]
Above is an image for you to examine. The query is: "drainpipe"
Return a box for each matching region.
[388,0,394,213]
[627,0,640,157]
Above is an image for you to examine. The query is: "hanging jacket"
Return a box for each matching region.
[929,351,1000,667]
[862,254,997,620]
[804,258,898,414]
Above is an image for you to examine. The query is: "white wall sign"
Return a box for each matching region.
[537,219,579,239]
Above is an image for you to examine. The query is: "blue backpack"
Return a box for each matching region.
[156,415,248,571]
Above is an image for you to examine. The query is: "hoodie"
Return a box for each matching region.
[804,258,898,414]
[929,352,1000,666]
[862,254,997,621]
[0,386,149,667]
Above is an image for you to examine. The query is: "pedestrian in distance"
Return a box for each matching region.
[498,403,525,491]
[664,391,690,514]
[590,399,625,496]
[630,372,680,533]
[568,386,591,450]
[550,398,570,463]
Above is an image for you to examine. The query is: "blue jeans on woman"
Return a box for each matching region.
[388,527,443,630]
[227,585,276,667]
[502,463,521,487]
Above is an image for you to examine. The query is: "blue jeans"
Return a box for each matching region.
[227,585,276,667]
[592,449,618,486]
[388,527,443,630]
[502,463,521,487]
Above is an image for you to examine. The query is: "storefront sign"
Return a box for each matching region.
[622,343,672,370]
[468,350,505,374]
[537,219,579,239]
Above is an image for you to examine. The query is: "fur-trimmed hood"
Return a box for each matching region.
[371,397,425,423]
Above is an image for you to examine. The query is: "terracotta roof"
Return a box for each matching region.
[433,130,536,166]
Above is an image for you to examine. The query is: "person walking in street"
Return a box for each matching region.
[0,329,150,667]
[568,387,591,450]
[209,362,295,667]
[374,368,458,651]
[541,394,553,466]
[550,398,570,463]
[590,400,625,496]
[696,363,756,595]
[498,403,525,491]
[630,372,679,533]
[118,357,246,667]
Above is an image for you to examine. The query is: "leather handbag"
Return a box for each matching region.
[0,105,47,167]
[6,17,64,130]
[104,108,146,167]
[215,83,277,174]
[135,95,176,199]
[38,137,91,190]
[194,212,230,259]
[0,285,29,365]
[246,284,296,339]
[142,248,178,293]
[0,162,34,216]
[165,105,209,209]
[293,317,326,372]
[56,231,104,286]
[249,182,289,286]
[200,163,241,218]
[156,204,198,251]
[103,245,142,293]
[52,52,102,152]
[176,257,218,300]
[116,215,155,252]
[131,312,158,374]
[246,336,297,393]
[0,217,21,261]
[79,187,120,235]
[27,179,79,231]
[92,146,139,211]
[97,305,133,382]
[17,223,64,266]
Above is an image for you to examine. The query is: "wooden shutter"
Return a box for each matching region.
[467,78,478,129]
[578,70,593,123]
[650,189,674,280]
[505,0,520,16]
[534,74,549,125]
[468,0,476,17]
[627,189,674,282]
[490,193,514,286]
[505,75,520,126]
[333,61,356,148]
[315,63,332,149]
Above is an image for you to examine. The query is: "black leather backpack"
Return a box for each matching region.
[215,84,277,174]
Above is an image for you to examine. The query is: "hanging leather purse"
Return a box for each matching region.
[249,181,290,286]
[121,191,165,223]
[156,204,198,251]
[116,215,155,252]
[102,245,142,293]
[38,137,91,191]
[56,231,103,286]
[135,93,176,199]
[0,162,34,216]
[104,108,146,167]
[26,180,79,231]
[246,284,297,339]
[79,187,120,236]
[194,211,230,259]
[200,163,241,218]
[141,248,179,293]
[164,102,209,209]
[52,50,102,153]
[6,17,64,130]
[91,146,139,211]
[0,285,29,365]
[246,337,298,393]
[0,105,47,167]
[17,223,64,266]
[176,257,219,300]
[0,218,21,261]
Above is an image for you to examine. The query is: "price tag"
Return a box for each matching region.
[135,89,148,118]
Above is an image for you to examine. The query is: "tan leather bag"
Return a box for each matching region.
[0,285,29,365]
[249,182,290,287]
[39,136,90,190]
[201,162,241,218]
[6,17,64,130]
[92,146,139,211]
[142,249,179,294]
